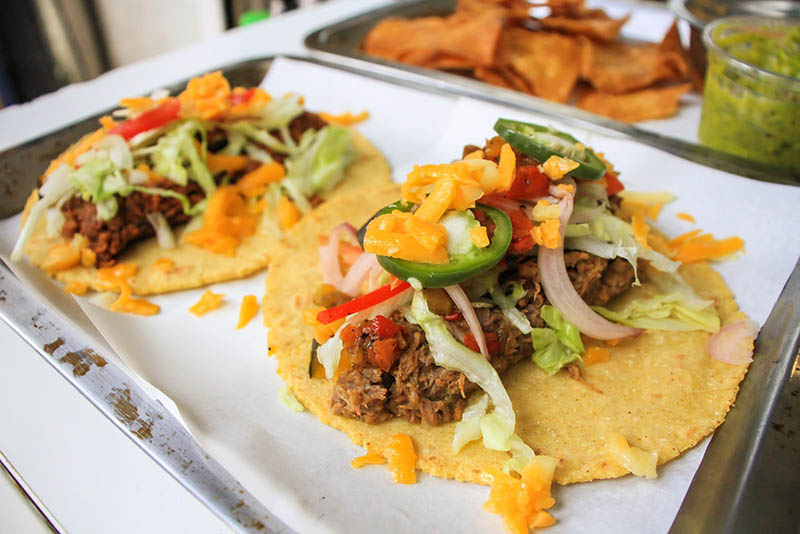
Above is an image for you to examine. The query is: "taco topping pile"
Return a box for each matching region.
[296,119,751,531]
[12,71,358,271]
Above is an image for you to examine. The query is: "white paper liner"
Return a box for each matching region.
[1,57,799,533]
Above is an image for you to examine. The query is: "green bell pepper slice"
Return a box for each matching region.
[493,118,606,180]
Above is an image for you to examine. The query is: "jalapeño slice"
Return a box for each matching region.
[493,118,606,180]
[359,200,512,289]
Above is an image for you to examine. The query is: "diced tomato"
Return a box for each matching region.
[368,338,399,372]
[509,235,534,255]
[316,281,412,325]
[603,171,625,196]
[340,324,361,346]
[229,88,257,106]
[463,332,501,355]
[109,98,181,140]
[508,210,533,240]
[364,315,400,339]
[506,165,550,199]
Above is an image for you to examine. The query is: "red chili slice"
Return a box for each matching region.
[109,98,181,140]
[316,281,412,325]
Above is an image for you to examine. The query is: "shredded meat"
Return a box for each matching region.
[60,112,328,267]
[328,251,635,426]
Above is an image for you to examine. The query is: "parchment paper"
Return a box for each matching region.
[1,58,799,533]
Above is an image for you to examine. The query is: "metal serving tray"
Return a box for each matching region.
[304,0,800,187]
[0,55,798,534]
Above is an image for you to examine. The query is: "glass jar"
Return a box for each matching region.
[698,16,800,173]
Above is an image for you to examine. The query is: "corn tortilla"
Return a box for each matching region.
[22,131,390,295]
[264,185,750,485]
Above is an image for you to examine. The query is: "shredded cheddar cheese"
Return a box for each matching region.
[384,433,417,484]
[184,185,257,255]
[80,247,97,268]
[469,225,490,248]
[277,195,302,231]
[414,177,457,223]
[464,149,485,160]
[64,280,89,296]
[530,219,561,249]
[497,143,516,192]
[583,346,610,366]
[608,432,658,479]
[99,115,116,130]
[178,71,232,120]
[556,183,575,194]
[363,211,448,264]
[302,307,345,344]
[236,294,259,329]
[630,206,651,249]
[189,289,225,316]
[237,162,286,199]
[319,110,369,125]
[669,230,744,263]
[483,456,558,534]
[151,258,175,273]
[95,263,160,316]
[541,155,579,181]
[350,450,386,469]
[677,212,696,223]
[206,153,250,175]
[42,243,82,274]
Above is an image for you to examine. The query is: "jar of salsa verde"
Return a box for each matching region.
[698,16,800,173]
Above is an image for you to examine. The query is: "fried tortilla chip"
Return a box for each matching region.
[660,20,704,91]
[582,40,687,94]
[264,185,751,485]
[363,12,505,69]
[541,12,630,42]
[24,132,390,295]
[577,83,693,122]
[499,29,582,103]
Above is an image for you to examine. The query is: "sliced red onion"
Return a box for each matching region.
[444,284,488,358]
[319,222,358,287]
[708,320,760,365]
[340,252,379,297]
[539,180,643,340]
[481,195,522,212]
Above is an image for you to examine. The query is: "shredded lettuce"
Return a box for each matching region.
[278,386,305,412]
[411,290,515,451]
[452,394,489,453]
[258,183,284,237]
[221,130,247,155]
[232,122,292,154]
[283,125,355,204]
[150,120,215,195]
[565,212,679,285]
[489,279,532,334]
[593,270,720,333]
[259,93,304,130]
[530,305,584,375]
[504,434,536,475]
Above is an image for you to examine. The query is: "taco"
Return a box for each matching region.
[264,120,755,529]
[11,71,390,299]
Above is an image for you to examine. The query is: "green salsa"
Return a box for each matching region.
[698,18,800,173]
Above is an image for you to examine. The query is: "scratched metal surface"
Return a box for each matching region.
[0,260,295,534]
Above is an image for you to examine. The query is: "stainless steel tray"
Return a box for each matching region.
[1,55,798,534]
[304,0,800,187]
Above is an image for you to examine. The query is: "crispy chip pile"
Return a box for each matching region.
[363,0,698,122]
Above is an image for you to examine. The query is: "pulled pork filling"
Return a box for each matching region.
[325,251,635,426]
[61,112,327,267]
